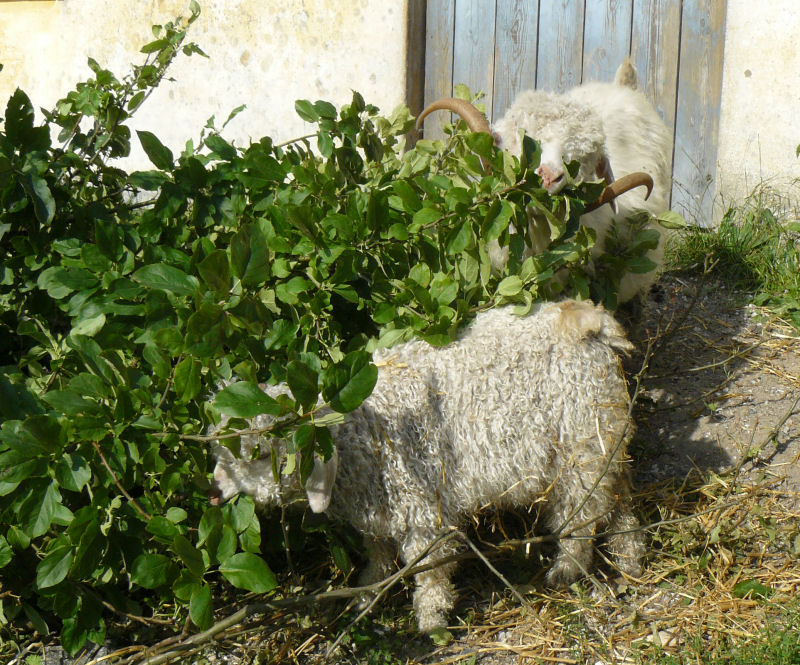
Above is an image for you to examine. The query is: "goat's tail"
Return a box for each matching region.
[555,301,634,354]
[614,57,638,89]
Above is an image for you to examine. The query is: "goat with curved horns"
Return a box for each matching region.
[417,58,673,303]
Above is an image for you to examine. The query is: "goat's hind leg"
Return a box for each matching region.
[604,489,645,578]
[544,522,595,586]
[544,474,609,586]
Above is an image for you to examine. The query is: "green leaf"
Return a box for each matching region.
[20,174,56,224]
[264,319,298,351]
[218,552,277,593]
[204,134,237,160]
[128,170,168,190]
[190,584,214,630]
[137,130,174,170]
[0,536,13,569]
[497,275,523,297]
[146,516,179,544]
[313,100,337,118]
[173,357,202,403]
[205,524,237,565]
[130,553,171,589]
[214,382,282,419]
[54,454,91,492]
[132,264,199,296]
[657,210,687,229]
[317,131,333,158]
[230,223,270,288]
[22,604,50,638]
[331,541,352,574]
[286,360,319,412]
[322,351,378,413]
[732,579,774,600]
[2,416,63,456]
[140,37,168,54]
[226,495,256,534]
[71,313,106,338]
[37,266,98,299]
[483,200,514,242]
[36,541,74,589]
[626,256,657,274]
[294,99,318,123]
[392,180,422,213]
[173,534,205,577]
[412,206,441,230]
[446,221,474,254]
[429,273,458,306]
[5,88,50,150]
[127,91,146,112]
[429,626,454,645]
[466,131,494,158]
[275,276,312,305]
[22,481,61,539]
[42,391,95,417]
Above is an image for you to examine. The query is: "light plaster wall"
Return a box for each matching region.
[0,0,410,169]
[716,0,800,218]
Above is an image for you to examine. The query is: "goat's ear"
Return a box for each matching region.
[596,155,617,212]
[304,448,338,513]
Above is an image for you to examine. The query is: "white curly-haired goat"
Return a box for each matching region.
[211,301,645,632]
[418,59,673,303]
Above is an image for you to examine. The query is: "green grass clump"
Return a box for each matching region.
[666,192,800,326]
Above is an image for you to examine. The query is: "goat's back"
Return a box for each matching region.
[349,302,633,518]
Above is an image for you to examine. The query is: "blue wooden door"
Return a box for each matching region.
[420,0,727,222]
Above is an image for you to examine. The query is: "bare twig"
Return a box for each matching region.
[323,529,462,660]
[92,441,152,521]
[459,534,531,610]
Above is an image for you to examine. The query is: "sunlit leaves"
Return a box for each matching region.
[0,20,654,652]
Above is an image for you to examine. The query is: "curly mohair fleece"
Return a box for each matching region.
[212,301,645,632]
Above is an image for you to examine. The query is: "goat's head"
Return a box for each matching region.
[417,95,652,208]
[210,429,338,513]
[493,90,610,194]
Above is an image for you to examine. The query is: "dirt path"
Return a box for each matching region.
[631,273,800,492]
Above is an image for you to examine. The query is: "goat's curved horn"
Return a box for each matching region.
[584,172,654,212]
[415,98,493,137]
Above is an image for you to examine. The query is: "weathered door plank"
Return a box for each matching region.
[630,0,681,135]
[422,0,456,141]
[492,0,539,121]
[671,0,727,220]
[536,0,585,92]
[453,1,498,114]
[583,0,632,83]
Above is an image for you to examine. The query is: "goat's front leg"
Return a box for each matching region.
[355,535,398,610]
[399,529,460,633]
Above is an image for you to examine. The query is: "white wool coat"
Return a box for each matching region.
[212,301,645,631]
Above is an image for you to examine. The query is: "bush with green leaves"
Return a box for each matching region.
[0,5,658,654]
